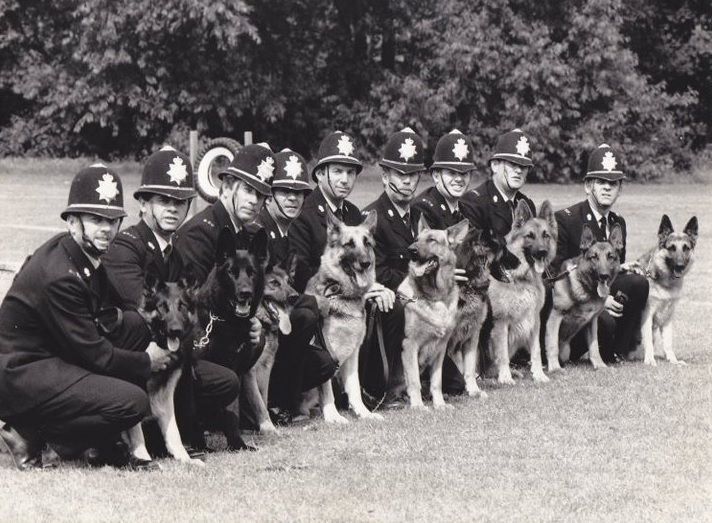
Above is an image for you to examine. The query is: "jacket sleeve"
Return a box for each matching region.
[40,275,151,385]
[553,213,573,273]
[103,235,145,309]
[288,213,318,293]
[174,224,215,285]
[374,241,407,291]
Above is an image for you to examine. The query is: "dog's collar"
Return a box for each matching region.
[323,280,343,299]
[543,264,577,284]
[194,312,225,351]
[396,290,417,303]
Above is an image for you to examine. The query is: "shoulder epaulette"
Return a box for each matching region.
[120,230,138,240]
[202,218,215,228]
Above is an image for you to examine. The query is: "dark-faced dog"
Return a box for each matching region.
[193,227,268,449]
[125,272,204,466]
[250,263,299,433]
[545,224,623,371]
[488,200,557,384]
[630,214,698,365]
[399,217,469,409]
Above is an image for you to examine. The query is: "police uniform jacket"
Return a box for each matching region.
[411,186,465,230]
[0,234,152,418]
[103,220,183,309]
[173,201,261,285]
[288,186,362,293]
[254,207,288,269]
[553,200,628,272]
[459,179,536,238]
[362,192,420,291]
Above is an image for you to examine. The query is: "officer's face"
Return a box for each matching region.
[382,167,422,206]
[492,160,529,191]
[432,168,472,199]
[223,179,266,224]
[316,163,358,203]
[268,188,305,220]
[140,194,190,236]
[67,213,121,253]
[585,178,622,208]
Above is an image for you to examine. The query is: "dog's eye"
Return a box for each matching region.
[542,231,550,239]
[589,253,598,260]
[683,245,690,252]
[526,232,535,239]
[668,245,676,252]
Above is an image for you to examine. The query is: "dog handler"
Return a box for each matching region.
[551,144,649,362]
[103,146,240,458]
[0,165,172,470]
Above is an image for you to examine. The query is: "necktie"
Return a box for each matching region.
[507,200,515,220]
[334,207,343,222]
[452,208,462,223]
[599,216,607,240]
[403,211,411,231]
[163,244,172,259]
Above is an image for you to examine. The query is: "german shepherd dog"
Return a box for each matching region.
[194,227,269,449]
[489,200,557,384]
[630,214,698,365]
[250,263,299,433]
[545,224,624,372]
[399,217,469,408]
[305,209,382,424]
[125,272,204,466]
[446,227,507,399]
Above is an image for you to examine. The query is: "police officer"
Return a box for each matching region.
[103,146,240,457]
[362,127,426,406]
[552,144,649,362]
[460,128,537,237]
[0,165,172,470]
[412,129,475,229]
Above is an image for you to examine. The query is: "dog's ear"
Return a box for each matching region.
[608,224,624,253]
[657,214,674,247]
[361,210,377,236]
[417,214,431,235]
[446,219,470,248]
[249,228,270,267]
[538,200,557,239]
[580,224,596,252]
[683,216,698,248]
[215,227,236,265]
[325,207,342,242]
[512,200,533,229]
[284,252,299,286]
[178,263,199,291]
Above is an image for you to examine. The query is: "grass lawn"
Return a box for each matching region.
[0,159,710,522]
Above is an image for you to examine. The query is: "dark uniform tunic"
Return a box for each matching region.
[459,179,536,237]
[0,234,152,448]
[254,207,289,269]
[411,186,465,230]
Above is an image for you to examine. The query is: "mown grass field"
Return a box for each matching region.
[0,159,710,522]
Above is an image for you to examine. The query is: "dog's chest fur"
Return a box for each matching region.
[489,273,544,346]
[322,297,367,364]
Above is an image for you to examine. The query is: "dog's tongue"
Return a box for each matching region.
[597,281,610,298]
[167,337,180,353]
[275,305,292,335]
[234,302,250,317]
[534,260,546,274]
[412,259,437,277]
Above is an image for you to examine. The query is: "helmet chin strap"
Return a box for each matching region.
[388,174,420,201]
[148,199,191,238]
[77,216,121,258]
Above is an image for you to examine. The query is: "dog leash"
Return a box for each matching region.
[543,264,577,284]
[364,304,390,385]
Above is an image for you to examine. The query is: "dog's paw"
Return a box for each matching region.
[591,361,608,370]
[359,411,384,421]
[670,359,687,366]
[466,388,487,399]
[258,420,278,435]
[532,372,550,383]
[644,357,657,366]
[410,403,430,411]
[433,402,455,410]
[547,363,563,373]
[188,458,206,467]
[497,375,516,386]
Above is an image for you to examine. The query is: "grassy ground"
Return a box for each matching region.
[0,159,711,522]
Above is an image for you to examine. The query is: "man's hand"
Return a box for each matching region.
[620,262,645,276]
[249,317,262,348]
[604,295,624,318]
[146,341,172,373]
[364,282,395,312]
[454,268,468,283]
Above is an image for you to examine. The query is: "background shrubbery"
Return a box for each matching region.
[0,0,709,181]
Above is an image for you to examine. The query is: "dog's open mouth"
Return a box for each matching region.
[525,251,548,274]
[231,299,251,318]
[597,280,610,298]
[672,265,687,278]
[166,337,180,353]
[410,251,439,277]
[265,301,291,335]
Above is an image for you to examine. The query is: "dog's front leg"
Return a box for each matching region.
[151,370,205,466]
[640,303,657,366]
[462,334,486,398]
[530,316,549,382]
[402,337,426,408]
[661,320,684,364]
[491,323,514,385]
[244,367,277,434]
[320,378,349,424]
[586,315,607,370]
[342,353,383,420]
[123,424,153,462]
[545,310,564,373]
[430,348,453,409]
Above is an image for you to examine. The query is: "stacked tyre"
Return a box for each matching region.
[195,138,242,203]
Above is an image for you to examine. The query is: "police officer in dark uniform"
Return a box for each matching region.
[410,129,476,395]
[0,165,172,470]
[460,128,537,238]
[254,148,312,267]
[362,128,426,406]
[103,147,240,457]
[552,144,649,362]
[253,148,337,424]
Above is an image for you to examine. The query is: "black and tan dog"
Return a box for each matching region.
[489,200,557,384]
[194,227,269,449]
[125,272,204,466]
[305,210,383,424]
[250,263,299,433]
[545,224,623,372]
[399,217,469,409]
[629,214,698,365]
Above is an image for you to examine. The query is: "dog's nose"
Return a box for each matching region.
[287,293,299,305]
[535,250,548,261]
[238,291,253,300]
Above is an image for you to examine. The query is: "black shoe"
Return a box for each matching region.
[124,455,161,471]
[185,445,207,461]
[269,407,311,427]
[83,440,130,468]
[0,425,44,471]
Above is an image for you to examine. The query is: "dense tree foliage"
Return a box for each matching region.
[0,0,708,179]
